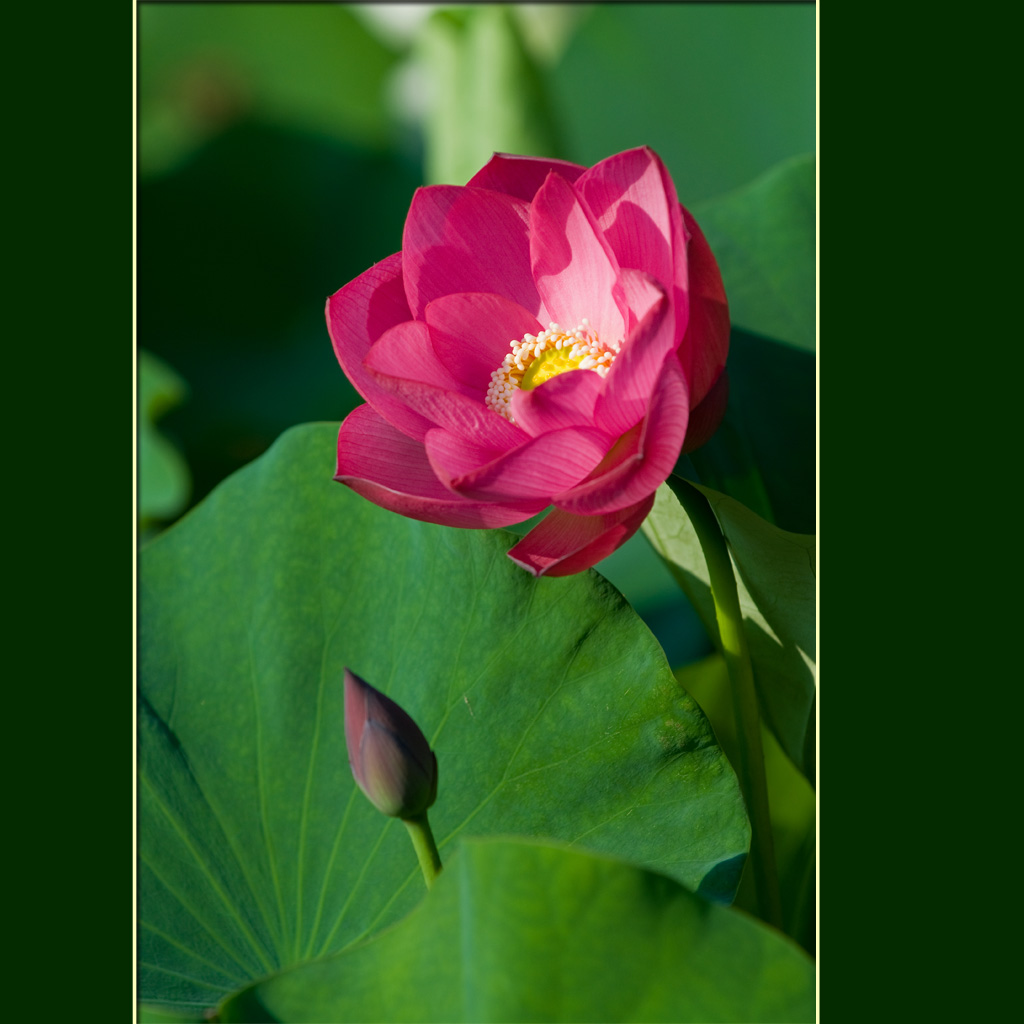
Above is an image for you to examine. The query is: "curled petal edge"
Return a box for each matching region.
[555,355,690,517]
[506,494,656,578]
[467,152,587,202]
[335,405,543,529]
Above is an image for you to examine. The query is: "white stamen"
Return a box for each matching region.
[485,318,619,422]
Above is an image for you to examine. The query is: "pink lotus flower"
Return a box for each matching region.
[327,147,729,576]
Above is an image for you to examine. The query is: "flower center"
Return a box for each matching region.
[485,320,618,422]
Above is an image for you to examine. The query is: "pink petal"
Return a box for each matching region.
[581,149,712,407]
[529,172,625,345]
[506,494,656,577]
[325,253,434,441]
[655,165,696,384]
[555,356,690,516]
[366,319,470,395]
[593,270,672,437]
[364,319,525,450]
[681,368,729,454]
[426,425,614,504]
[402,185,542,322]
[424,292,543,394]
[335,405,543,528]
[680,206,730,406]
[467,153,587,202]
[577,146,676,288]
[509,366,605,436]
[422,428,511,482]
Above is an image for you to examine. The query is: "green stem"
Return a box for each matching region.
[402,813,443,889]
[670,478,783,929]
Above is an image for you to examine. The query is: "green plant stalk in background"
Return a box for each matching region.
[670,477,782,929]
[417,5,562,184]
[403,813,442,889]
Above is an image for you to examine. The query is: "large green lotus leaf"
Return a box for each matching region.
[694,155,816,353]
[138,1008,203,1024]
[643,480,816,784]
[220,839,815,1024]
[138,349,191,528]
[139,423,748,1014]
[685,326,816,535]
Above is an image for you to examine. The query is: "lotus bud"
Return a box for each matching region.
[344,668,438,819]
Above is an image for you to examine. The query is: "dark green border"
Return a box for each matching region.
[13,0,130,1014]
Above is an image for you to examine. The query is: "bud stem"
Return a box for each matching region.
[402,812,442,889]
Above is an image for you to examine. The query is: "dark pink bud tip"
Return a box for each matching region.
[343,668,438,819]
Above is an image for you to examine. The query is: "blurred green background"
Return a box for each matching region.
[137,0,816,960]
